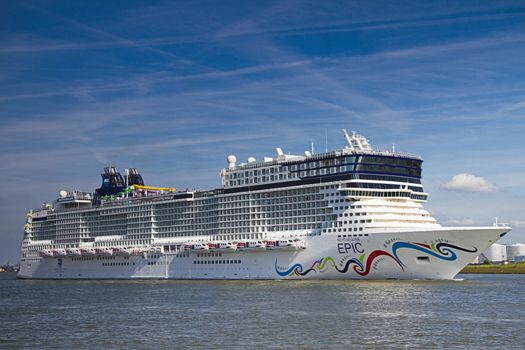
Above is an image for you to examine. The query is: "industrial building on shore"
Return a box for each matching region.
[472,243,525,264]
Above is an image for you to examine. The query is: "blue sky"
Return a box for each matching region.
[1,0,524,262]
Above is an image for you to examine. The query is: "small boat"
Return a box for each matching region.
[39,249,54,258]
[192,243,209,252]
[129,247,145,256]
[113,247,131,256]
[184,243,209,252]
[240,240,266,251]
[80,248,96,256]
[95,247,113,256]
[274,239,306,250]
[264,240,277,249]
[53,249,67,257]
[65,248,82,256]
[214,242,237,252]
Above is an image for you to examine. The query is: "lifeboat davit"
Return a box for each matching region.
[95,247,113,256]
[147,246,162,253]
[295,240,306,250]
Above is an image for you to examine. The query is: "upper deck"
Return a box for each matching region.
[29,131,426,216]
[220,130,423,189]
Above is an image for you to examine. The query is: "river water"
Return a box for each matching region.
[1,273,524,349]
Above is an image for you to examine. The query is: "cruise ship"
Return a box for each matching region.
[18,131,511,280]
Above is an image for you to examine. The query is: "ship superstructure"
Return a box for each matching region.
[18,131,511,280]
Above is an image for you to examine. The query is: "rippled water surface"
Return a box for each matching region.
[1,273,524,349]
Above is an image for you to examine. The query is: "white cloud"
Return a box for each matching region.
[442,173,496,192]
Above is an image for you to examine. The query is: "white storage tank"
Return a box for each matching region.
[480,243,507,262]
[470,255,481,264]
[506,244,525,262]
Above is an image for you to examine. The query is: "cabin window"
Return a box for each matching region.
[416,256,430,264]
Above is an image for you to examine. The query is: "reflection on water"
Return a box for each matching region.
[1,274,524,349]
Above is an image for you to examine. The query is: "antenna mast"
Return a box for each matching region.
[325,129,328,152]
[342,129,354,150]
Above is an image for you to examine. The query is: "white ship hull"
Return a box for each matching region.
[18,227,508,280]
[18,132,513,281]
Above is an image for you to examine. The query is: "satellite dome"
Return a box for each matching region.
[59,190,68,198]
[227,155,237,168]
[248,157,256,163]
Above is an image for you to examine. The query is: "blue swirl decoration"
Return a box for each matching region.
[392,242,478,268]
[275,241,478,277]
[275,261,304,276]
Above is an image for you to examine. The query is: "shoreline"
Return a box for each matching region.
[461,262,525,274]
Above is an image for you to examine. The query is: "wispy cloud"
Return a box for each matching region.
[217,9,525,39]
[443,217,476,226]
[510,220,525,228]
[5,9,524,55]
[5,4,194,65]
[0,34,204,54]
[377,31,525,59]
[95,133,275,158]
[0,59,317,103]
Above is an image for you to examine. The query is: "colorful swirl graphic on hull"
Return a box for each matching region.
[275,242,478,277]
